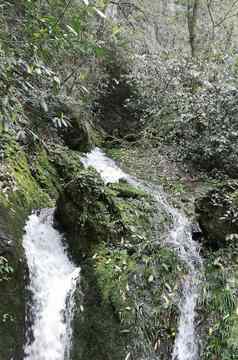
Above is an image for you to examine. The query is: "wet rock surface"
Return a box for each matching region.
[191,223,203,242]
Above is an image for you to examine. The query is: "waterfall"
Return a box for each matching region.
[82,147,202,360]
[81,147,131,184]
[23,208,80,360]
[153,190,202,360]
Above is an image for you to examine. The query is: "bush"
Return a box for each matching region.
[130,52,238,177]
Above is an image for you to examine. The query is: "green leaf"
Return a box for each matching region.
[95,47,106,58]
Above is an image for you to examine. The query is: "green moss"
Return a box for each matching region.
[108,181,147,199]
[72,258,128,360]
[105,147,128,161]
[90,127,105,148]
[201,245,238,360]
[3,139,52,210]
[90,236,184,359]
[49,144,83,182]
[90,180,186,358]
[30,147,60,199]
[95,244,136,322]
[60,171,185,359]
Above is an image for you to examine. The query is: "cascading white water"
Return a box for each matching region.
[23,208,80,360]
[153,190,202,360]
[82,147,202,360]
[81,147,131,184]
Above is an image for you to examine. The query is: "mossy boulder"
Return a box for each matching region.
[196,182,238,358]
[47,144,84,184]
[0,199,26,360]
[55,169,125,258]
[195,181,238,249]
[55,171,185,360]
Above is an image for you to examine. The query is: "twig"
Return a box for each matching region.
[214,0,238,28]
[52,0,73,29]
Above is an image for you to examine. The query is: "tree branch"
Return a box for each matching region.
[214,0,238,28]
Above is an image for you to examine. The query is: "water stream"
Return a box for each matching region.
[22,147,202,360]
[153,189,202,360]
[23,209,80,360]
[82,147,203,360]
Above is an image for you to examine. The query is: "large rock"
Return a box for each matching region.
[55,171,184,360]
[195,181,238,249]
[55,169,125,258]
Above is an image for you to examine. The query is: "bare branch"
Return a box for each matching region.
[206,0,215,38]
[214,0,238,28]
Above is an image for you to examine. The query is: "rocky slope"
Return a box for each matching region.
[1,111,238,360]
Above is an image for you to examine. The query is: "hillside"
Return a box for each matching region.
[0,1,238,360]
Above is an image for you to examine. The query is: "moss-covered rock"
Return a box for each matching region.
[55,172,185,360]
[0,201,26,360]
[24,96,97,153]
[195,181,238,249]
[55,169,125,258]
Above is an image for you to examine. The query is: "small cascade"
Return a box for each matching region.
[81,147,131,184]
[82,147,203,360]
[153,190,202,360]
[23,208,80,360]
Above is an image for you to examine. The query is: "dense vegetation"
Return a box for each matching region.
[1,0,238,359]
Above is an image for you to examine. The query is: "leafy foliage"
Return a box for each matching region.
[130,52,238,176]
[0,0,126,141]
[0,256,14,282]
[201,245,238,359]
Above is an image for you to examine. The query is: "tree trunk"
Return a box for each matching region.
[187,0,200,57]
